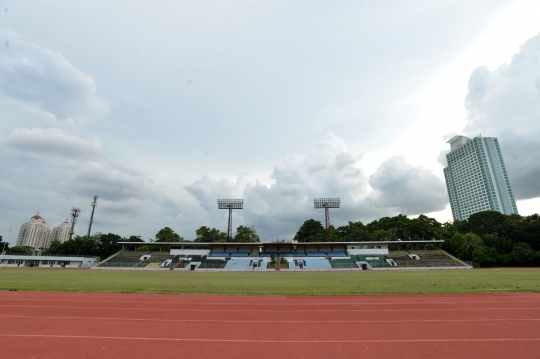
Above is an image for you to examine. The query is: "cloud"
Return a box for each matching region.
[366,155,448,214]
[464,33,540,200]
[0,30,107,120]
[4,127,102,159]
[185,134,447,240]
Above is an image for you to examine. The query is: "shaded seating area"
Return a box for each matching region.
[355,254,392,268]
[199,259,228,269]
[209,252,230,257]
[327,251,347,257]
[229,252,250,257]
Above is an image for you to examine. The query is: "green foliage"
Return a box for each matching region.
[97,233,123,259]
[293,219,325,242]
[6,246,33,255]
[280,256,288,266]
[336,222,374,242]
[155,227,183,242]
[0,235,9,253]
[234,226,260,243]
[194,226,227,242]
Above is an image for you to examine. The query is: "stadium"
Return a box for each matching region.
[93,240,471,270]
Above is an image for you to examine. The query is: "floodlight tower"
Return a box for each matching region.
[69,207,81,240]
[87,195,99,237]
[314,198,340,241]
[217,199,244,241]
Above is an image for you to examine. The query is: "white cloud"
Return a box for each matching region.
[464,33,540,200]
[185,134,447,240]
[367,155,448,215]
[4,127,102,159]
[0,29,107,121]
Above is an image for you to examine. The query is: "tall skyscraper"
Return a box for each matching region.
[16,213,52,249]
[51,220,71,243]
[443,135,518,221]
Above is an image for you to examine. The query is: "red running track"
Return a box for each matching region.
[0,291,539,358]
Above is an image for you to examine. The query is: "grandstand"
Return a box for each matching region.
[94,240,472,271]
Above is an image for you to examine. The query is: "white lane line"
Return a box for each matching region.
[1,297,540,306]
[3,315,540,324]
[1,333,539,343]
[1,304,540,312]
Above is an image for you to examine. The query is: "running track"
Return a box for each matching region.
[1,291,539,358]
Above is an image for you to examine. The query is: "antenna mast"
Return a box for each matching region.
[87,196,99,237]
[314,198,340,241]
[217,199,244,241]
[69,207,81,241]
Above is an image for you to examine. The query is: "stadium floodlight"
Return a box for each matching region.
[217,199,244,240]
[69,207,81,241]
[314,198,340,241]
[87,195,99,237]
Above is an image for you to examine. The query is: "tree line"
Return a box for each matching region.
[2,211,539,267]
[293,211,540,267]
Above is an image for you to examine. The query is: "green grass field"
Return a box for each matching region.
[1,268,540,295]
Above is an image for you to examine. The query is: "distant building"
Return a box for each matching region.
[16,213,52,249]
[51,220,71,243]
[443,135,519,221]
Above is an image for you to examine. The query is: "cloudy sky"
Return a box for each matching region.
[1,0,540,243]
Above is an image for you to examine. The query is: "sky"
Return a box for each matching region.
[1,0,540,244]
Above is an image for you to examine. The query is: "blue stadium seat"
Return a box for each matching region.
[229,252,250,257]
[209,252,230,257]
[306,252,326,257]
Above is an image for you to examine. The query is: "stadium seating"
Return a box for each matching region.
[306,252,326,257]
[199,259,228,269]
[415,250,467,267]
[97,251,152,268]
[229,252,250,257]
[224,259,252,270]
[331,256,358,269]
[289,257,332,269]
[327,251,347,257]
[209,252,230,257]
[355,254,392,268]
[260,252,278,257]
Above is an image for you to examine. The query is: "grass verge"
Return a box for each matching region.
[1,268,539,295]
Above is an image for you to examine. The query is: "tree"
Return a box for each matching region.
[510,242,537,266]
[336,221,374,242]
[234,226,260,243]
[44,240,63,255]
[293,219,325,242]
[155,227,183,242]
[0,235,9,253]
[6,246,32,255]
[97,233,123,259]
[460,233,483,260]
[373,229,391,241]
[61,236,100,256]
[194,226,227,242]
[468,211,506,236]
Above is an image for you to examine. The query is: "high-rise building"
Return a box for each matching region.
[16,213,52,249]
[443,135,518,221]
[51,220,71,244]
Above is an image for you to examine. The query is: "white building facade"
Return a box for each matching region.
[443,135,519,221]
[51,220,71,243]
[16,214,52,249]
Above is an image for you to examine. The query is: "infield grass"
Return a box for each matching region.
[1,268,539,295]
